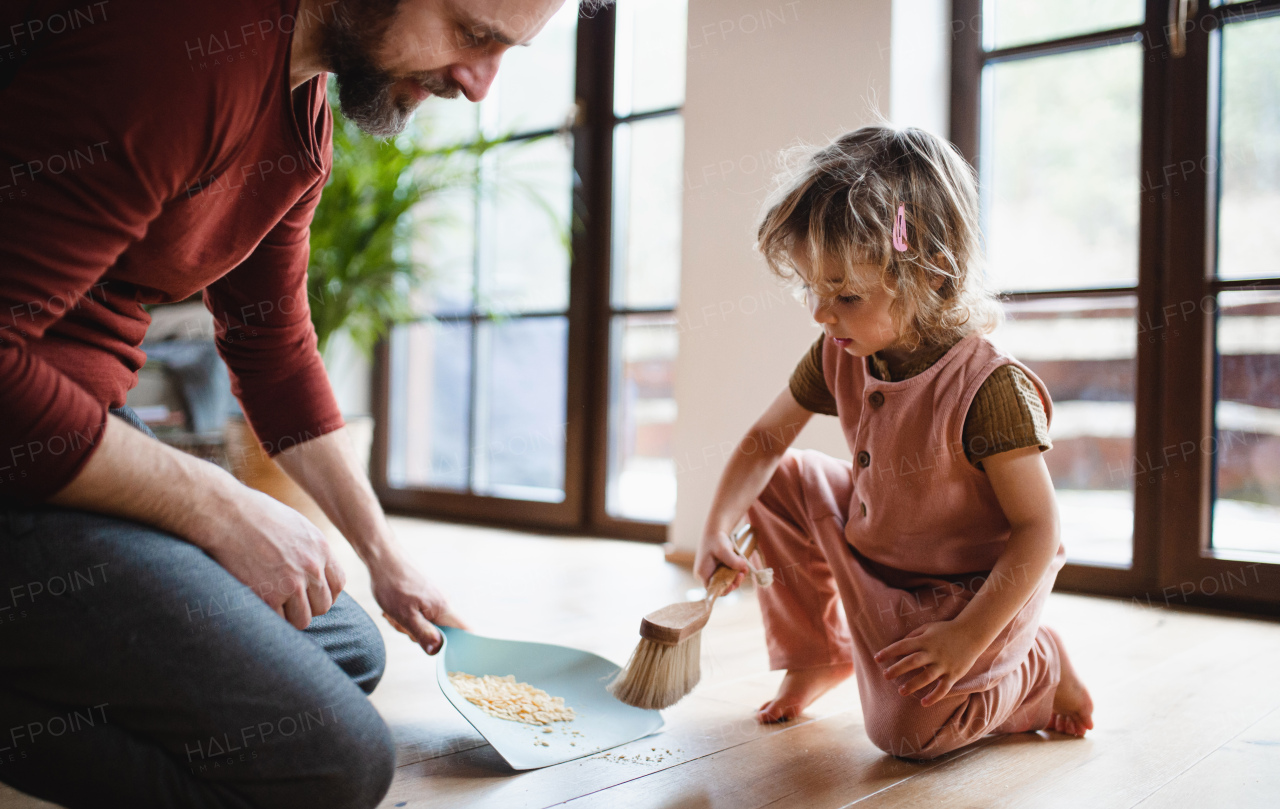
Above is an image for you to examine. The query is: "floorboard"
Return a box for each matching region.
[2,517,1277,809]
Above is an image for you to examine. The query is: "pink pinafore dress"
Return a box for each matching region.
[747,333,1066,758]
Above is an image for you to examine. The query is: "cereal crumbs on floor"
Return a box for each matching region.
[598,747,684,765]
[447,672,576,726]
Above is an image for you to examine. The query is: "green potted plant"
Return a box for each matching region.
[308,104,508,357]
[226,98,563,520]
[227,93,573,517]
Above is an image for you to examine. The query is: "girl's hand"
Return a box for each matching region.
[873,620,988,707]
[694,528,753,595]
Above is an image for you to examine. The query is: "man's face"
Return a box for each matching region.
[323,0,566,137]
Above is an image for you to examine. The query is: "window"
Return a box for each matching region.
[606,0,686,525]
[373,1,687,540]
[953,0,1280,610]
[1209,12,1280,558]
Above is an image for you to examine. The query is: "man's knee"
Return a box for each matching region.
[287,697,395,809]
[353,633,387,696]
[347,613,387,696]
[309,593,387,695]
[333,701,396,809]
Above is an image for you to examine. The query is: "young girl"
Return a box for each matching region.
[695,125,1094,759]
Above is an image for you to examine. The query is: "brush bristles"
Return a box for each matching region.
[607,633,702,710]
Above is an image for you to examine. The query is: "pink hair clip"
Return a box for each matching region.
[892,203,908,252]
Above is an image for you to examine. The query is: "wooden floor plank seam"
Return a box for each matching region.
[956,635,1280,809]
[393,737,489,767]
[5,523,1279,809]
[1085,628,1244,692]
[1124,701,1280,809]
[837,742,989,807]
[543,707,866,809]
[364,531,1280,809]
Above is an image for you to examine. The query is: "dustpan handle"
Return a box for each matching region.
[706,524,756,600]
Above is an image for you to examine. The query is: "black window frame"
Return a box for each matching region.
[371,5,677,542]
[951,0,1280,613]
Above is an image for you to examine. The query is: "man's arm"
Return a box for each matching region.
[1,6,354,632]
[49,415,346,630]
[0,19,171,500]
[207,165,463,655]
[275,429,465,655]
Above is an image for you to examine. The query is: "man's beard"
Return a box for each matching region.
[321,0,464,138]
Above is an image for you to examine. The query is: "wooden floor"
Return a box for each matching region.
[4,517,1279,808]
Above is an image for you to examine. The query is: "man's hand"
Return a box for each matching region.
[873,619,988,707]
[369,551,466,655]
[192,486,346,631]
[272,427,467,655]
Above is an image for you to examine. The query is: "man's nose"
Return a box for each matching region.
[452,53,502,102]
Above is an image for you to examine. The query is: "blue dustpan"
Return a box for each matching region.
[435,626,665,770]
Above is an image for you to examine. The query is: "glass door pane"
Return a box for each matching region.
[611,117,684,309]
[1216,13,1280,281]
[1209,13,1280,559]
[408,158,476,316]
[984,0,1143,50]
[604,0,687,527]
[385,14,575,509]
[480,137,573,314]
[1212,291,1280,556]
[474,317,569,501]
[606,113,683,522]
[387,320,472,490]
[992,297,1139,566]
[607,315,678,521]
[979,34,1144,567]
[981,43,1142,291]
[483,1,579,133]
[614,0,688,116]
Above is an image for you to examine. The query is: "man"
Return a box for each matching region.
[0,0,567,806]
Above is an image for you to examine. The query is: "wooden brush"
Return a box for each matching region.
[609,524,758,710]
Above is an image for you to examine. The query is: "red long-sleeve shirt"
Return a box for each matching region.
[0,0,344,501]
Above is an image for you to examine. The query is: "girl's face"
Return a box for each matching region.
[804,263,901,359]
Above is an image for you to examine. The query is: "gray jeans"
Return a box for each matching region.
[0,408,395,808]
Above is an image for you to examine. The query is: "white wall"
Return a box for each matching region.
[668,0,895,553]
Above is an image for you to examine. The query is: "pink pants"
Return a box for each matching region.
[747,450,1064,759]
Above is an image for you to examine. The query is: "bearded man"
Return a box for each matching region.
[0,1,568,806]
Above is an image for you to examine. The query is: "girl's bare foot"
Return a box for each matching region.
[757,661,854,723]
[1044,626,1093,737]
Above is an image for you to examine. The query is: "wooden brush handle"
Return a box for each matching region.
[706,524,757,599]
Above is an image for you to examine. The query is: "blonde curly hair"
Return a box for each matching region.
[756,125,1001,352]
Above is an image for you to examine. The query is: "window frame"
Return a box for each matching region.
[951,0,1280,613]
[370,5,674,542]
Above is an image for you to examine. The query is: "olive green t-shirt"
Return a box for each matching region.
[788,335,1051,468]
